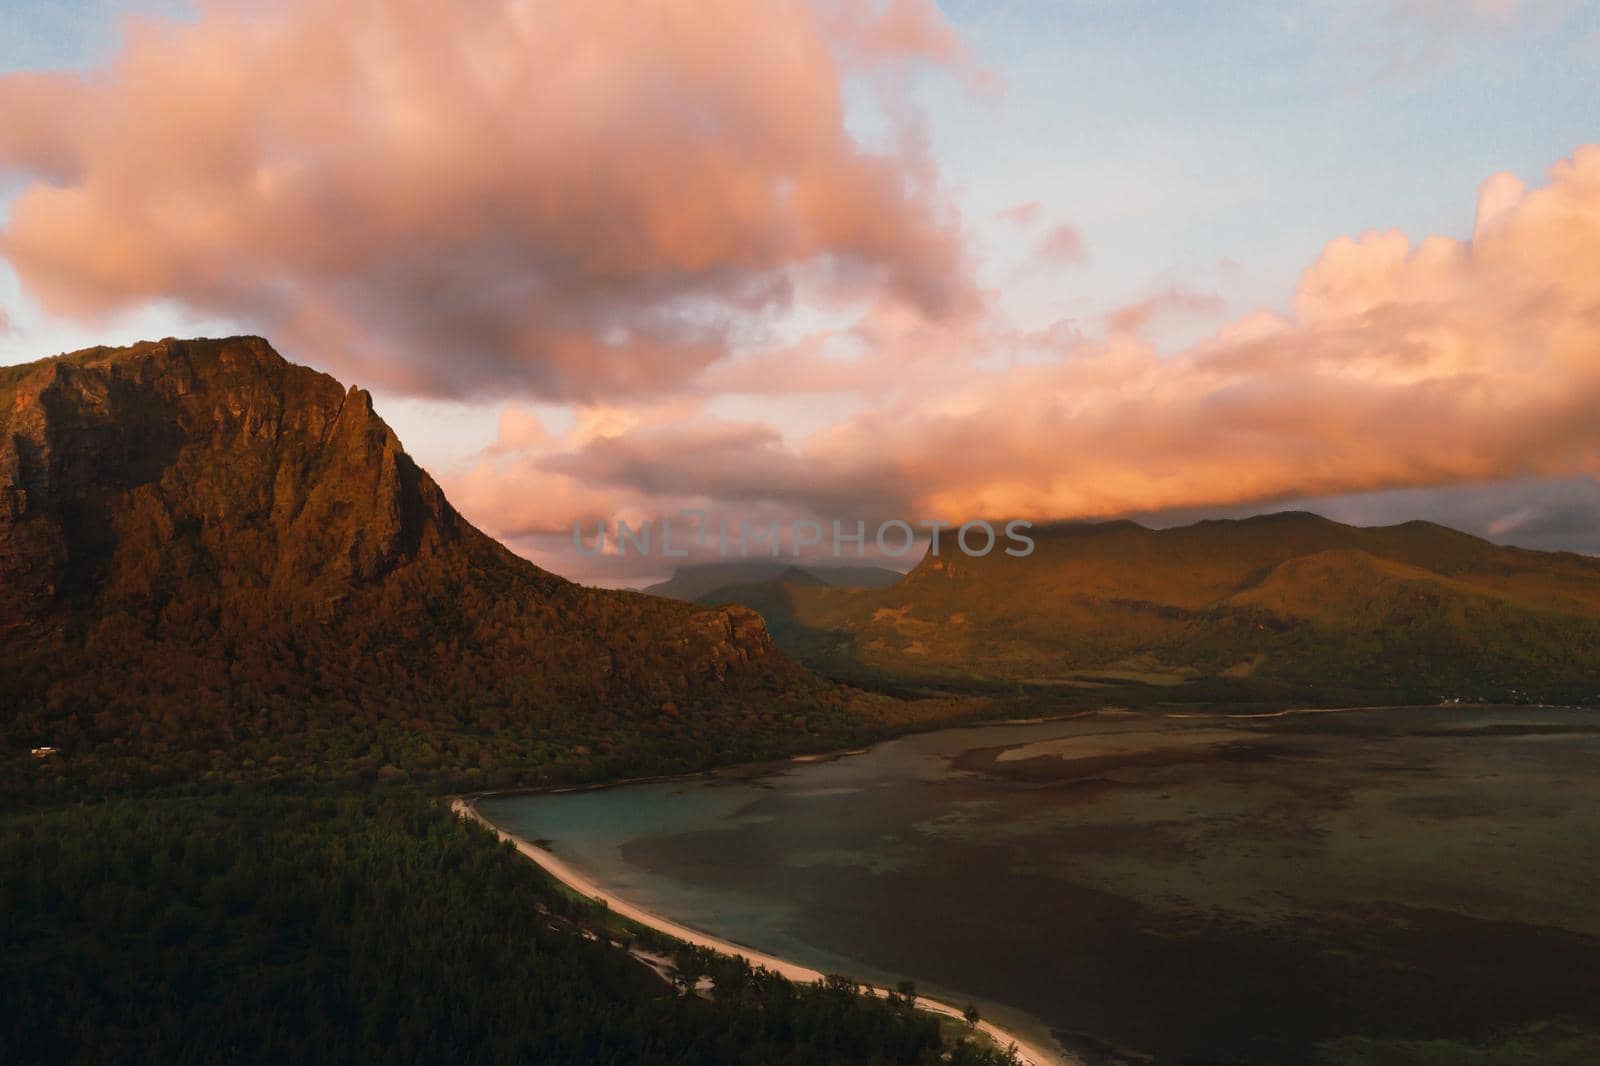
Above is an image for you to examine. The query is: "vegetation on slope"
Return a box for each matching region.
[0,337,939,800]
[1,791,1015,1066]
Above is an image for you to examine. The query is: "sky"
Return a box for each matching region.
[2,0,1598,584]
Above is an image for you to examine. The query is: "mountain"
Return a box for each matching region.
[0,337,875,797]
[720,513,1600,706]
[687,567,831,638]
[643,561,904,601]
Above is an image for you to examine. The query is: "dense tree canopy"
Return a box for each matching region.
[1,792,1016,1066]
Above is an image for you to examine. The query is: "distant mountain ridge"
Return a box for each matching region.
[0,337,867,796]
[643,561,904,601]
[717,513,1600,705]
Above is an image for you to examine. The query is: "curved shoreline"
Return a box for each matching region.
[453,797,1076,1066]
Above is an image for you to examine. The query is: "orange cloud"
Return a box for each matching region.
[0,0,977,401]
[455,146,1600,576]
[851,148,1600,519]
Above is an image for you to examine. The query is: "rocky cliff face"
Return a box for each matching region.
[2,337,821,793]
[0,337,447,619]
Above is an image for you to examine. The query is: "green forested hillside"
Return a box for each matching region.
[713,514,1600,705]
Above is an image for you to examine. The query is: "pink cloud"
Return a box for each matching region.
[0,0,978,401]
[843,0,970,69]
[453,146,1600,580]
[843,148,1600,519]
[1105,285,1226,335]
[994,201,1042,227]
[1031,223,1089,267]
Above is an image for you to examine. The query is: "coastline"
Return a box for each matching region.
[453,797,1077,1066]
[445,702,1561,1066]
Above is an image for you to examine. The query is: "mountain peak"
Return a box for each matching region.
[2,337,843,793]
[0,336,445,617]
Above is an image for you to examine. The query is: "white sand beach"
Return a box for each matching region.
[454,798,1076,1066]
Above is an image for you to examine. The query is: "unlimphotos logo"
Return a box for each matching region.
[572,513,1034,559]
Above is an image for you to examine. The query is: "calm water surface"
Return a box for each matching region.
[480,707,1600,1065]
